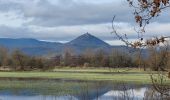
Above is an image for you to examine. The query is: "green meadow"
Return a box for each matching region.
[0,68,169,84]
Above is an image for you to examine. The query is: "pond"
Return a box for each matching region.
[0,80,166,100]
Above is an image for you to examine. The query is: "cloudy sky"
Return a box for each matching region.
[0,0,169,45]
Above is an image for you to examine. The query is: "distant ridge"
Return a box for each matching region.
[0,33,135,56]
[0,38,62,47]
[0,38,63,55]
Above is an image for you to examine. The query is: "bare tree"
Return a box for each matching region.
[11,50,29,70]
[0,46,8,67]
[63,48,74,66]
[112,0,170,48]
[112,0,170,98]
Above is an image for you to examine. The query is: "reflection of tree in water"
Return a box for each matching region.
[143,73,170,100]
[74,81,112,100]
[95,82,148,100]
[144,88,170,100]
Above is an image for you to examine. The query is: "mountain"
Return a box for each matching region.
[65,33,111,53]
[0,33,135,56]
[67,33,110,48]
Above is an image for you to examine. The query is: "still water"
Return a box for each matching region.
[0,80,160,100]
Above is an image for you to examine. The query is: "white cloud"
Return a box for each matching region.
[146,22,170,37]
[0,0,169,45]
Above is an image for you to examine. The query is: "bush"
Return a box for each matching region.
[83,63,90,67]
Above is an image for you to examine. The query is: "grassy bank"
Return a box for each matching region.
[0,68,169,84]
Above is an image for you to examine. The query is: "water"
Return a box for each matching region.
[0,80,160,100]
[0,88,147,100]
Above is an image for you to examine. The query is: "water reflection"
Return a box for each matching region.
[0,88,147,100]
[0,95,78,100]
[0,80,168,100]
[98,87,146,100]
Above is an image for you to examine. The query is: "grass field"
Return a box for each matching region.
[0,68,169,84]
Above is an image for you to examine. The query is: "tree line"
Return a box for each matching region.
[0,46,169,71]
[0,47,55,71]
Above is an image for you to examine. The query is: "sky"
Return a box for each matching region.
[0,0,169,45]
